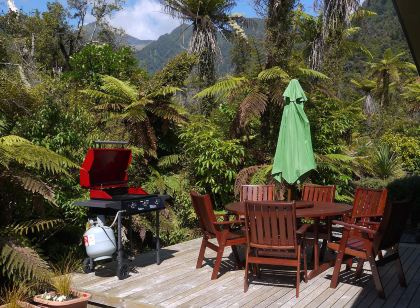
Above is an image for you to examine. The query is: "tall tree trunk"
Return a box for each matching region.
[264,0,296,69]
[259,0,296,155]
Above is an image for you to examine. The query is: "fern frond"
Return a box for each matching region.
[194,76,247,99]
[7,219,63,236]
[158,154,182,167]
[124,97,153,111]
[100,75,138,102]
[7,172,55,204]
[94,102,126,112]
[80,89,127,105]
[0,136,76,174]
[239,91,268,126]
[150,86,182,97]
[145,103,186,123]
[298,68,330,80]
[258,66,290,81]
[0,241,52,282]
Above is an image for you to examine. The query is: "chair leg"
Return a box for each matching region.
[394,251,407,287]
[330,231,349,289]
[231,245,241,268]
[244,249,249,292]
[296,246,301,298]
[303,246,308,283]
[211,246,225,280]
[345,257,353,271]
[368,254,385,298]
[196,237,207,269]
[320,239,327,262]
[355,259,364,278]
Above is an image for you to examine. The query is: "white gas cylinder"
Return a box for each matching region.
[83,226,116,261]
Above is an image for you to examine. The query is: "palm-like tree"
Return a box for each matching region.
[351,78,377,116]
[161,0,238,85]
[81,75,185,157]
[195,66,328,139]
[368,48,417,107]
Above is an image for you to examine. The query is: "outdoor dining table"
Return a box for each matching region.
[225,200,352,280]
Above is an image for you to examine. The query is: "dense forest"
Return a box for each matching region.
[0,0,419,302]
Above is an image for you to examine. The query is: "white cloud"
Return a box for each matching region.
[108,0,180,40]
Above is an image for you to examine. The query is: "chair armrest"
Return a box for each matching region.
[296,224,311,236]
[331,220,377,236]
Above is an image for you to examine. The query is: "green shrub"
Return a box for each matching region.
[179,116,245,206]
[381,133,420,173]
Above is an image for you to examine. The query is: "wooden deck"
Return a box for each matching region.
[73,238,420,307]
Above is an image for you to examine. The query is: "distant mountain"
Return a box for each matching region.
[82,23,153,51]
[358,0,410,58]
[135,18,265,74]
[125,0,411,75]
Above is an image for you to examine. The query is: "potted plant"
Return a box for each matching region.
[33,257,91,308]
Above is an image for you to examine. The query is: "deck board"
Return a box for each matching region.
[72,239,420,307]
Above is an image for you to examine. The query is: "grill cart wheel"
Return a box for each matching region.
[118,263,129,279]
[83,257,95,273]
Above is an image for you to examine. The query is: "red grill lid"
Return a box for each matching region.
[80,148,132,188]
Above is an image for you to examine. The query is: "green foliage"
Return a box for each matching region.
[381,133,420,173]
[179,117,244,203]
[67,44,145,85]
[372,144,404,179]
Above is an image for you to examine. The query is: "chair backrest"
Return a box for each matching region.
[244,201,297,251]
[240,185,275,202]
[351,187,388,220]
[301,184,335,202]
[376,198,413,251]
[190,192,217,236]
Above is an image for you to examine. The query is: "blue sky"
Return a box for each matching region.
[0,0,316,40]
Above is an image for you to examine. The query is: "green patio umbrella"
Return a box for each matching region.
[272,79,316,184]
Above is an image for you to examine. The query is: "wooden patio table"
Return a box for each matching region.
[225,200,352,280]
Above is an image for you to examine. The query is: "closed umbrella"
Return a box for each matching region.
[272,79,316,185]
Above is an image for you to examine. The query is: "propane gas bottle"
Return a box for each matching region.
[83,226,116,261]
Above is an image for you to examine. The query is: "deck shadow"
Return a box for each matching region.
[90,248,179,278]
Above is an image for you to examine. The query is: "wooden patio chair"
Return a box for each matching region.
[240,184,275,202]
[243,201,310,297]
[328,198,412,298]
[301,184,336,258]
[190,192,246,280]
[301,184,336,203]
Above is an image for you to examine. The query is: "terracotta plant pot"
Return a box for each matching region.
[33,291,90,308]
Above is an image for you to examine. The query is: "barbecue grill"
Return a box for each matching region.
[75,140,169,279]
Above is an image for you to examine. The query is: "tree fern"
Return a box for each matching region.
[80,75,185,157]
[298,68,330,80]
[239,91,268,126]
[257,66,290,81]
[194,76,247,99]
